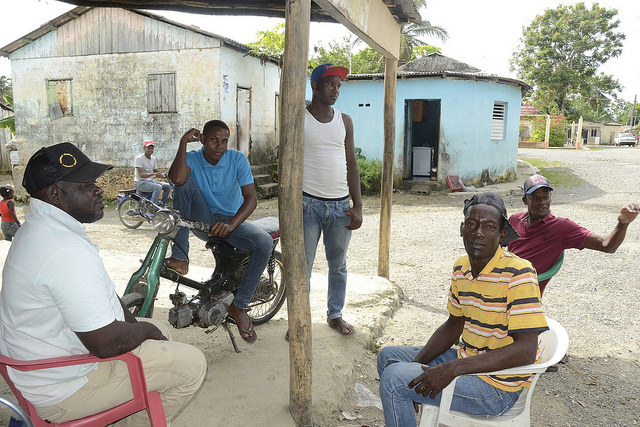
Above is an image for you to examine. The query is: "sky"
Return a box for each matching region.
[0,0,638,102]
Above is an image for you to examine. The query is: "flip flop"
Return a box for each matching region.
[227,308,258,343]
[327,317,356,336]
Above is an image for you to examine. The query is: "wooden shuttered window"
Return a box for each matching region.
[491,102,506,141]
[47,79,73,119]
[147,73,176,113]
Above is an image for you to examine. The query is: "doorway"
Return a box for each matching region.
[236,86,251,156]
[403,99,441,180]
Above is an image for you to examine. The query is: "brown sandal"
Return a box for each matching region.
[164,257,188,275]
[327,317,356,335]
[227,304,257,343]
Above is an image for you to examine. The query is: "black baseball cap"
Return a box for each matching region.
[463,192,520,245]
[23,142,112,195]
[523,174,553,195]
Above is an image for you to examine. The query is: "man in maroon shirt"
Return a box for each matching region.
[506,174,639,296]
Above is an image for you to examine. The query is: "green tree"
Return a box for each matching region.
[511,3,625,117]
[0,76,12,99]
[398,21,447,64]
[0,94,15,133]
[311,37,385,74]
[610,99,640,126]
[247,23,285,63]
[411,44,441,61]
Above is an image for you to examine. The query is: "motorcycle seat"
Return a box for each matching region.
[250,216,280,239]
[118,189,153,197]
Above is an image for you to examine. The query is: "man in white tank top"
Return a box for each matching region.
[302,63,362,336]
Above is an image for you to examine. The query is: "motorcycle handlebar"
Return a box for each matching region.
[129,192,211,234]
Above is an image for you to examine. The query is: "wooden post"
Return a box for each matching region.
[279,0,312,425]
[570,122,576,146]
[378,57,397,278]
[576,116,583,150]
[544,115,551,148]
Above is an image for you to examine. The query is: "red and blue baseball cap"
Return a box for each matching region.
[523,174,553,195]
[310,63,349,82]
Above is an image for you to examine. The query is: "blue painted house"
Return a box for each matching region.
[324,53,530,186]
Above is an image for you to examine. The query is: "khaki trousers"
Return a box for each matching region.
[35,319,207,425]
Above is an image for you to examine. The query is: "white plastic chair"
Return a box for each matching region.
[420,317,569,427]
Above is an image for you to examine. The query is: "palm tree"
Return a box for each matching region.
[353,0,448,65]
[399,20,448,63]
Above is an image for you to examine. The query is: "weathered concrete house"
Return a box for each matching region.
[0,6,280,196]
[329,53,530,187]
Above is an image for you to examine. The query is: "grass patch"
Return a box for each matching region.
[520,158,582,188]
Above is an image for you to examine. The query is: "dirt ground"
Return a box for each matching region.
[0,146,639,426]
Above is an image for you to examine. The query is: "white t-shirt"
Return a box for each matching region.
[0,199,125,407]
[303,108,349,199]
[134,153,158,182]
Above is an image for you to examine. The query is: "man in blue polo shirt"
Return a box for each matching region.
[165,120,272,343]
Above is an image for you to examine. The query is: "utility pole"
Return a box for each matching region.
[631,95,637,127]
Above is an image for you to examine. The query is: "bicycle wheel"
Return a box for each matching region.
[118,198,145,229]
[247,251,286,325]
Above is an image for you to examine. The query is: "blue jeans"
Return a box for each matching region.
[135,180,171,205]
[1,222,19,241]
[377,346,522,427]
[170,177,273,309]
[302,194,352,319]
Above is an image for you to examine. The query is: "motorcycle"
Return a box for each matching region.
[116,177,174,229]
[121,194,286,352]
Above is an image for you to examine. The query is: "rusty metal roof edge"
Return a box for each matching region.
[345,70,532,91]
[0,5,279,65]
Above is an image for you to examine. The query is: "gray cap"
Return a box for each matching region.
[463,192,520,245]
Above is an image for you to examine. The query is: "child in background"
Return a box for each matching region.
[0,186,20,241]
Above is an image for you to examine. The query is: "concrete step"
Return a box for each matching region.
[257,182,278,199]
[253,174,273,187]
[251,163,277,177]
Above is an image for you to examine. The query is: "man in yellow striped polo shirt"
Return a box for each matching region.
[378,192,548,427]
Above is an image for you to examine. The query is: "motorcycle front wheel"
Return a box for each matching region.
[118,198,145,229]
[247,251,286,325]
[122,292,155,318]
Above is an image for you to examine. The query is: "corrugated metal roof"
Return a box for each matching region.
[345,70,532,94]
[0,6,278,63]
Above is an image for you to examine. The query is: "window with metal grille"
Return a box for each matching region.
[147,73,176,113]
[590,129,598,137]
[46,79,73,119]
[491,102,506,141]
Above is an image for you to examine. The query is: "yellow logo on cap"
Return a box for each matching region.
[59,153,77,168]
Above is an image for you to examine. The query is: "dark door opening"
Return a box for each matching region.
[404,99,441,180]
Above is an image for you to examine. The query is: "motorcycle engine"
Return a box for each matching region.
[168,291,234,329]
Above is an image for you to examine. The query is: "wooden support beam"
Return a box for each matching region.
[280,0,312,425]
[378,56,397,278]
[314,0,400,59]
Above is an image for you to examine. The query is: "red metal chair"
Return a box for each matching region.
[0,351,166,426]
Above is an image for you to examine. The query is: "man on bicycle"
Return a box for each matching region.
[134,140,171,206]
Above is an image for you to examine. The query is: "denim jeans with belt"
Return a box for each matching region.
[170,177,273,309]
[302,194,352,319]
[377,346,522,427]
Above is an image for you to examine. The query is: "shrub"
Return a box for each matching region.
[531,115,567,147]
[355,148,383,195]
